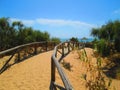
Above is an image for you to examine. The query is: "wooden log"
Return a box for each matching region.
[17,51,20,62]
[62,44,64,56]
[34,44,37,55]
[54,42,56,47]
[52,55,73,90]
[0,52,16,74]
[68,42,70,52]
[51,57,56,82]
[72,43,74,50]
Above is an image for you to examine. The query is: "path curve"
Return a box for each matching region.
[0,51,53,90]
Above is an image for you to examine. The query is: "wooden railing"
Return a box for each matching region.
[50,41,84,90]
[0,41,56,74]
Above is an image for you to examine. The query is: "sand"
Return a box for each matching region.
[0,48,120,90]
[59,48,92,90]
[60,48,120,90]
[0,51,53,90]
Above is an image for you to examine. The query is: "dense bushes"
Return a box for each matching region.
[114,37,120,52]
[70,37,79,42]
[50,37,61,44]
[95,39,110,57]
[0,17,59,51]
[91,20,120,56]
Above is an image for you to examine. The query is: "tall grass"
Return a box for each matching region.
[95,39,110,57]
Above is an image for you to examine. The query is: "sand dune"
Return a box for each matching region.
[60,48,120,90]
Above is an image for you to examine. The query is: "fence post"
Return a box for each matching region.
[50,57,56,90]
[62,43,64,56]
[55,50,57,58]
[77,42,79,49]
[72,42,74,50]
[46,42,48,51]
[34,44,37,55]
[68,42,70,52]
[18,51,20,62]
[54,42,56,48]
[51,57,55,82]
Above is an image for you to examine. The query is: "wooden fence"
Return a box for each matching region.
[0,41,56,74]
[0,41,84,90]
[50,41,84,90]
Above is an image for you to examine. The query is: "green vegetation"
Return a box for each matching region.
[91,20,120,56]
[50,37,61,44]
[70,37,79,42]
[91,20,120,80]
[0,17,59,51]
[78,49,112,90]
[95,39,110,57]
[75,20,120,89]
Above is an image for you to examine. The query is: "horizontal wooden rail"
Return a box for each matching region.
[50,41,84,90]
[0,41,56,74]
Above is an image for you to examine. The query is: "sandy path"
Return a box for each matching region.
[60,50,87,90]
[0,51,53,90]
[1,48,120,90]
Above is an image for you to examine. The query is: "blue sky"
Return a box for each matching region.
[0,0,120,38]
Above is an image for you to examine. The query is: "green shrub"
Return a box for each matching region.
[51,37,61,44]
[96,39,110,57]
[115,37,120,52]
[70,37,79,42]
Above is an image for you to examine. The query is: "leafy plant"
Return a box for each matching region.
[70,37,79,42]
[91,20,120,53]
[96,39,110,57]
[77,48,88,62]
[51,37,61,44]
[0,17,53,51]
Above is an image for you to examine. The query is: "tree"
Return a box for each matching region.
[34,30,50,42]
[91,28,100,38]
[51,37,61,44]
[22,27,36,43]
[12,21,24,30]
[12,21,24,45]
[113,20,120,52]
[91,21,114,42]
[70,37,79,42]
[0,17,17,50]
[0,17,51,51]
[91,20,120,53]
[42,31,50,41]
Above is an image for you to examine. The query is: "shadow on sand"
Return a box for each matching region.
[103,55,120,79]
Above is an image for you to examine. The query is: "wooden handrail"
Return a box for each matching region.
[0,41,53,55]
[0,41,56,74]
[50,41,83,90]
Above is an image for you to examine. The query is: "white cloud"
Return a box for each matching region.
[113,9,120,14]
[10,18,35,26]
[10,18,95,38]
[10,18,95,30]
[36,18,95,28]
